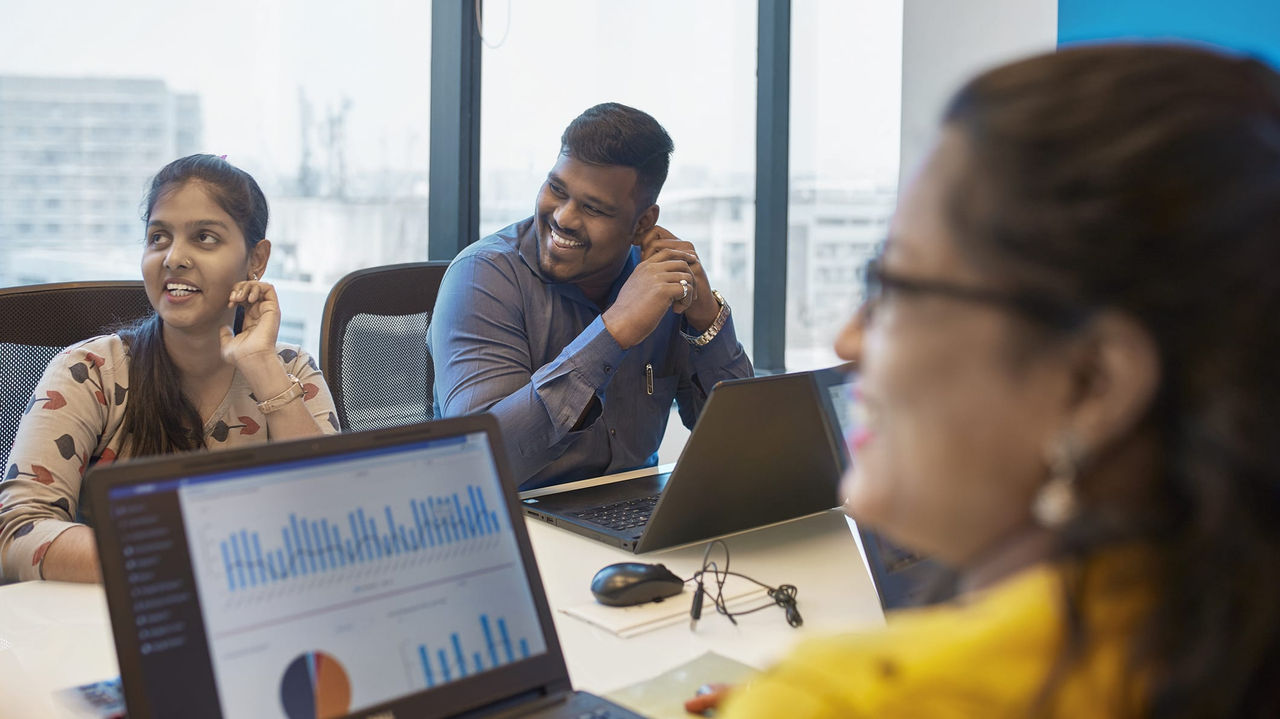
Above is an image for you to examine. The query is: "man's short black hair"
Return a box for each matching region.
[560,102,674,207]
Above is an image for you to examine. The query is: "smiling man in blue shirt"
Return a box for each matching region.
[428,103,753,489]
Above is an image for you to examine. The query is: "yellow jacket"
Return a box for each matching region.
[719,557,1147,718]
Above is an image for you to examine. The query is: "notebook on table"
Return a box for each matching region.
[85,414,645,719]
[519,371,846,554]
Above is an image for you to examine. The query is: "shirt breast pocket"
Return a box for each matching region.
[647,373,680,412]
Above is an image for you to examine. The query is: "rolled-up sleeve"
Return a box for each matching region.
[282,346,341,435]
[1,343,116,581]
[675,311,754,429]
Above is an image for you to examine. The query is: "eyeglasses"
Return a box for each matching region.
[859,255,1090,329]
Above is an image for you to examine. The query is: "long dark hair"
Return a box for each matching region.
[943,45,1280,716]
[119,154,269,456]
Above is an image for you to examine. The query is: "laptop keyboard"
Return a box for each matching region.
[571,495,659,531]
[882,538,927,572]
[524,690,645,718]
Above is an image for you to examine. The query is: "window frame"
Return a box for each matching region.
[427,0,794,371]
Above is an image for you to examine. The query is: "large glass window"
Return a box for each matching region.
[786,0,902,369]
[0,1,431,356]
[479,0,759,354]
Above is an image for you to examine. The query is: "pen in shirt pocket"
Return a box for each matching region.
[645,363,654,395]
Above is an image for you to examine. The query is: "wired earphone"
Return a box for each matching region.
[688,540,802,630]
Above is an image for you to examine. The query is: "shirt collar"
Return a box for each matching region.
[516,216,640,309]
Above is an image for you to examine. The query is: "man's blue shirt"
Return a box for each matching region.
[428,217,753,489]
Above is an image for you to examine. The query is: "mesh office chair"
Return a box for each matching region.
[320,262,450,432]
[0,281,154,461]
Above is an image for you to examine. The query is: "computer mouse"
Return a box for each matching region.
[590,562,685,607]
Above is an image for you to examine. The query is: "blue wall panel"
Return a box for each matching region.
[1059,0,1280,69]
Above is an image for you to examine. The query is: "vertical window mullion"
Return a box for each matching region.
[755,0,791,373]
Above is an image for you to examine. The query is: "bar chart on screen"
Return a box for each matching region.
[213,484,502,593]
[176,445,521,638]
[166,434,550,719]
[210,562,549,719]
[402,611,534,689]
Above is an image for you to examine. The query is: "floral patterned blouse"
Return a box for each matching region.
[0,335,339,581]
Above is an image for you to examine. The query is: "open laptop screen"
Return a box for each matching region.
[811,365,948,610]
[99,429,549,719]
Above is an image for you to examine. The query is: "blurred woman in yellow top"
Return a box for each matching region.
[702,44,1280,718]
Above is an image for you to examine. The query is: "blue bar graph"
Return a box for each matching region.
[416,613,532,688]
[499,617,513,663]
[418,646,433,687]
[217,484,503,591]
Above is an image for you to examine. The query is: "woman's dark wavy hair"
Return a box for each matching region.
[943,44,1280,716]
[119,154,268,457]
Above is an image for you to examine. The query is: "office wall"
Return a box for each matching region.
[898,0,1058,195]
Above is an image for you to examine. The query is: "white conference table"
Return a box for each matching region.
[0,509,884,717]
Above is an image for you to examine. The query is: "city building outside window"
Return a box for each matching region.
[478,0,759,354]
[787,0,903,370]
[0,1,431,357]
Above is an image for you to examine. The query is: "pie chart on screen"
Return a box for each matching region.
[280,650,352,719]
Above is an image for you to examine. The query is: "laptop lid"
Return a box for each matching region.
[522,371,843,553]
[811,364,949,609]
[86,415,574,719]
[633,371,844,552]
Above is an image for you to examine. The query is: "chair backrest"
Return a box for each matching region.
[1,281,154,461]
[319,261,450,433]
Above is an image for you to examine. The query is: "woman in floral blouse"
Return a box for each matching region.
[1,154,338,583]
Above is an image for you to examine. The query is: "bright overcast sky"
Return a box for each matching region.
[0,1,901,191]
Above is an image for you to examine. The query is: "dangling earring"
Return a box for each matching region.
[1034,434,1082,528]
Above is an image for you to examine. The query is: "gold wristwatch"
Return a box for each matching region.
[682,290,730,347]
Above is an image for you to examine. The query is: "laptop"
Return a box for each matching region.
[809,364,951,610]
[519,371,845,553]
[85,414,645,719]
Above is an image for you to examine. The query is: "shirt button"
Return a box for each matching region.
[603,364,613,373]
[610,428,617,437]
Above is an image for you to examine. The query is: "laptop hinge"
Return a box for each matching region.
[453,683,575,719]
